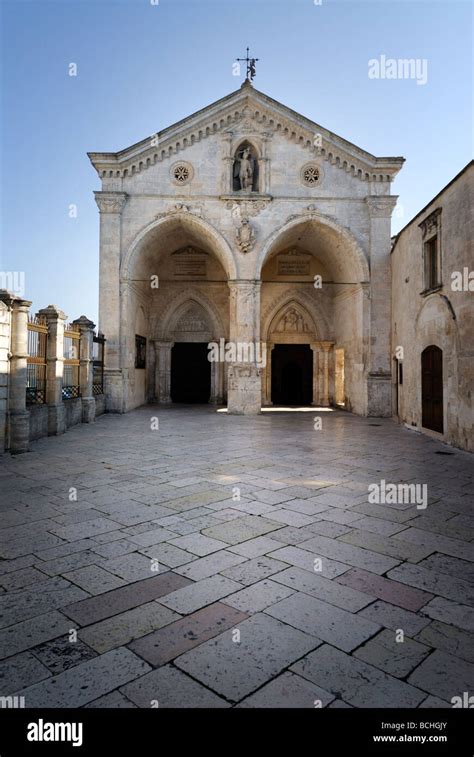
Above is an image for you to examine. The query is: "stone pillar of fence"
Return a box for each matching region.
[0,291,32,453]
[72,315,96,423]
[39,304,67,436]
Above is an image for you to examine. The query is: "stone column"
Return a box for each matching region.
[38,305,67,436]
[365,195,397,416]
[311,342,319,406]
[72,315,96,423]
[263,343,274,405]
[0,292,31,453]
[227,280,262,414]
[95,191,127,412]
[319,342,332,407]
[154,341,173,403]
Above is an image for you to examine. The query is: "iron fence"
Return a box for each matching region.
[62,324,81,400]
[92,332,105,395]
[26,316,48,404]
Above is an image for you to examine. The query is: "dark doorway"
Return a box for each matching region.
[421,345,443,433]
[171,343,211,403]
[271,344,313,405]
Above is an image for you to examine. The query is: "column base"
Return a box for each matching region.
[9,410,30,454]
[227,364,262,415]
[104,369,125,413]
[48,404,66,436]
[82,397,96,424]
[367,372,392,417]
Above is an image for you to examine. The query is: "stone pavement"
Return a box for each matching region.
[0,405,473,708]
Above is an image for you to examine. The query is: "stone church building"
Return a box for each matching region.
[88,81,472,450]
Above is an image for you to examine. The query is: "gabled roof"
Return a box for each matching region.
[88,80,404,184]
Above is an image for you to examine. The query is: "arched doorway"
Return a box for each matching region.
[421,345,443,432]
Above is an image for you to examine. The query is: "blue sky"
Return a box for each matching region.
[1,0,472,322]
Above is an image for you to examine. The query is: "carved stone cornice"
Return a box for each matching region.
[94,191,128,214]
[365,195,398,218]
[419,207,441,238]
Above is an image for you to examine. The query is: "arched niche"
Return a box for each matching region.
[232,140,260,193]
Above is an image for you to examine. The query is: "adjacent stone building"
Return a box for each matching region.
[89,80,404,418]
[391,161,473,452]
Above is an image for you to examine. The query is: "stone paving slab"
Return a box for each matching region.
[169,533,230,556]
[291,644,426,707]
[220,556,289,586]
[272,566,374,612]
[407,649,474,702]
[299,535,401,575]
[336,567,433,612]
[79,601,180,653]
[15,647,151,708]
[202,515,283,545]
[353,628,431,677]
[222,578,295,614]
[129,601,247,667]
[357,600,432,637]
[414,620,474,663]
[121,664,229,708]
[0,611,73,660]
[31,637,98,674]
[237,671,335,708]
[0,651,51,693]
[159,575,243,614]
[175,613,320,702]
[387,562,474,606]
[420,597,474,632]
[265,591,381,652]
[267,545,350,578]
[338,529,433,563]
[174,550,247,581]
[63,573,193,626]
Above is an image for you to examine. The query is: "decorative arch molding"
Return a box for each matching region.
[152,288,226,342]
[261,290,330,342]
[256,211,370,283]
[121,212,238,280]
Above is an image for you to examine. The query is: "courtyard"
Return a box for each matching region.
[0,405,473,708]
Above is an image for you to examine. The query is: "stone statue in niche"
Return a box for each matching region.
[233,144,258,192]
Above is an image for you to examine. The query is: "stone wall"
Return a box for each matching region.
[391,162,473,452]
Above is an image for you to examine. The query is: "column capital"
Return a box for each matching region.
[94,191,128,214]
[38,304,67,322]
[72,315,96,332]
[0,290,31,310]
[365,195,398,218]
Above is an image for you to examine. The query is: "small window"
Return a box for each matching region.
[135,335,147,369]
[424,236,439,290]
[399,362,403,385]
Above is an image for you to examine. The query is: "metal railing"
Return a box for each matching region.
[62,324,81,400]
[26,316,48,405]
[92,332,105,395]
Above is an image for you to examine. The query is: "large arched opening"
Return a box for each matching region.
[258,214,369,413]
[120,214,233,410]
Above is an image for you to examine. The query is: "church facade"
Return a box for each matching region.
[89,80,405,419]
